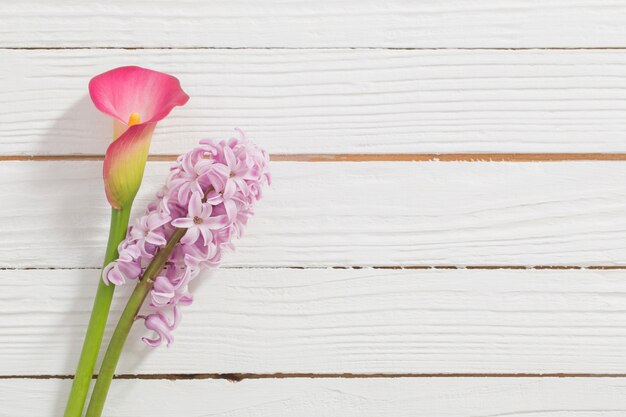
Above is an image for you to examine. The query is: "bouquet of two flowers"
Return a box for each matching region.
[63,67,270,417]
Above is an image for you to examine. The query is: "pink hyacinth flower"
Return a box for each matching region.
[89,66,190,209]
[104,130,270,347]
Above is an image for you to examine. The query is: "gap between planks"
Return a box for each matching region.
[7,154,626,162]
[5,373,626,381]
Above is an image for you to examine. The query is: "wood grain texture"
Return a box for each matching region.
[8,49,626,155]
[3,161,626,268]
[5,377,626,417]
[4,268,626,375]
[3,1,626,48]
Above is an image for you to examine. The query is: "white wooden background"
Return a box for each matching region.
[3,1,626,415]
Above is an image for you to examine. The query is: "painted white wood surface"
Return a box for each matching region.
[2,1,626,48]
[4,378,626,417]
[3,161,626,268]
[8,48,626,155]
[3,268,626,375]
[4,1,626,413]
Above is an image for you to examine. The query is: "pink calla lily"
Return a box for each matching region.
[89,66,189,209]
[64,66,189,417]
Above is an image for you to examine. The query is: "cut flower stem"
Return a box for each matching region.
[85,227,188,417]
[64,207,131,417]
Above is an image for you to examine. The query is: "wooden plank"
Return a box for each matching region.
[2,1,626,48]
[4,268,626,375]
[3,161,626,268]
[9,378,626,416]
[5,377,626,417]
[6,49,626,155]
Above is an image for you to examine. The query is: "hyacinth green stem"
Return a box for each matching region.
[64,207,132,417]
[85,227,187,417]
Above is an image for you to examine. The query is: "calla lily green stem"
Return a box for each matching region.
[85,227,187,417]
[64,207,132,417]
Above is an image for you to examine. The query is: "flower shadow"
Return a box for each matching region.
[38,95,110,156]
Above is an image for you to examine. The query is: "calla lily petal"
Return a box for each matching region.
[90,66,189,209]
[89,66,189,129]
[103,123,156,209]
